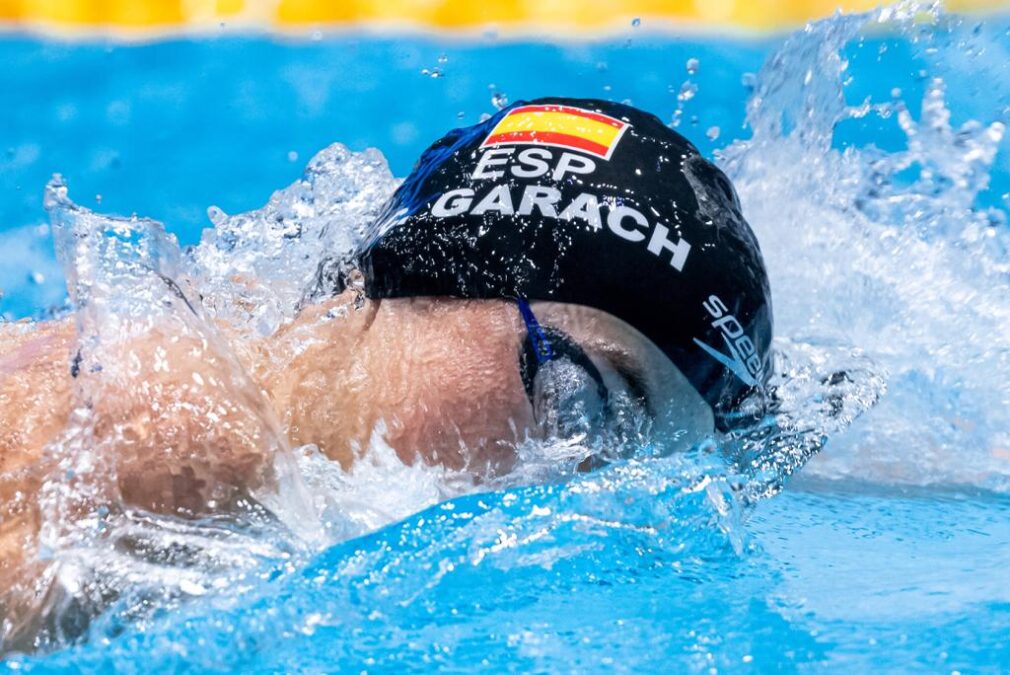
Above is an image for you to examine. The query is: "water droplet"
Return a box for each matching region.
[479,112,492,122]
[438,53,448,65]
[631,17,641,27]
[456,111,465,120]
[491,92,509,110]
[95,194,102,204]
[678,81,698,102]
[421,67,444,78]
[686,58,699,75]
[706,126,720,140]
[287,150,299,162]
[28,271,45,285]
[207,205,228,226]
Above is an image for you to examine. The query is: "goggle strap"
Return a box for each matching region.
[516,298,554,364]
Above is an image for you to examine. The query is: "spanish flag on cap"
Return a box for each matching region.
[481,104,630,161]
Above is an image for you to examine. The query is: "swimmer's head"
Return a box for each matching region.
[358,97,773,434]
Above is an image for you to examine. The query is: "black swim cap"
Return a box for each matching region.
[359,97,772,430]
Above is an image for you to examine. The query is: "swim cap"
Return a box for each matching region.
[358,97,773,430]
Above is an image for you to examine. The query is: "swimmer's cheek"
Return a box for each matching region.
[379,362,533,474]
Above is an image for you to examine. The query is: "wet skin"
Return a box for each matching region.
[0,292,713,645]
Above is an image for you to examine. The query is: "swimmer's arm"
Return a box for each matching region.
[0,319,76,634]
[0,317,286,519]
[0,318,285,649]
[0,319,76,475]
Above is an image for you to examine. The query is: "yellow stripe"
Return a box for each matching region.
[491,111,621,146]
[0,0,1005,32]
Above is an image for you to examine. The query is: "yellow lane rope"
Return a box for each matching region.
[0,0,1004,33]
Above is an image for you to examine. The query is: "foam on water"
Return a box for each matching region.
[3,1,1010,668]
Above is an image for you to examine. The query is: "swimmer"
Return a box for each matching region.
[0,98,772,649]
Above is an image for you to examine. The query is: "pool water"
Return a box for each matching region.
[4,4,1010,671]
[16,484,1010,671]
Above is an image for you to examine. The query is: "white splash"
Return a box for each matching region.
[721,5,1010,491]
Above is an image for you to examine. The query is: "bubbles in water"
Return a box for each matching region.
[707,126,721,140]
[686,57,700,75]
[631,17,641,28]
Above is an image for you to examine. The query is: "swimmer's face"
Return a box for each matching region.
[267,294,714,475]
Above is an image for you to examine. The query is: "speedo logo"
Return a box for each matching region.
[693,295,764,387]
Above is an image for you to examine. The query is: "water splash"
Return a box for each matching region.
[6,177,326,651]
[191,143,398,337]
[721,4,1010,490]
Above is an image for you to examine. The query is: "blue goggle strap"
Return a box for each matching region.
[516,298,554,365]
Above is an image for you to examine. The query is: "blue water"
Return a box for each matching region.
[5,7,1010,671]
[10,480,1010,671]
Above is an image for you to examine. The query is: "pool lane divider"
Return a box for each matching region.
[0,0,1005,37]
